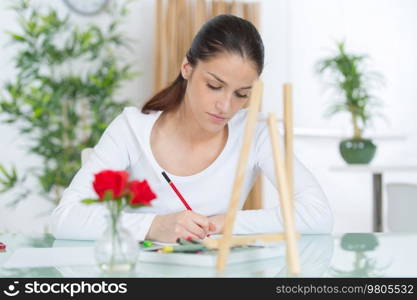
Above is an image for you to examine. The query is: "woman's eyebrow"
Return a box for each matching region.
[207,72,226,85]
[207,72,252,90]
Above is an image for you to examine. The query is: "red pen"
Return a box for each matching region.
[161,171,192,211]
[0,242,6,251]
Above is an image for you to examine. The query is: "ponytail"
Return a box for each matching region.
[141,74,186,114]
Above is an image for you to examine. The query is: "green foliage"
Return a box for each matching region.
[0,0,138,204]
[0,164,18,193]
[315,40,385,139]
[81,199,100,204]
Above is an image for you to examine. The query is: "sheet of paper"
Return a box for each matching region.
[138,246,285,267]
[2,247,96,269]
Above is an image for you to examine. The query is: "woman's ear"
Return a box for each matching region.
[180,57,193,80]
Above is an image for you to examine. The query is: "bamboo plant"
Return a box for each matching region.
[0,0,138,205]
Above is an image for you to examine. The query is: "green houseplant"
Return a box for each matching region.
[0,0,137,205]
[315,41,385,164]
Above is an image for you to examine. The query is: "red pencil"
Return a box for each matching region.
[161,171,192,211]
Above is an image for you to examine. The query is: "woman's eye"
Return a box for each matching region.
[207,84,222,90]
[235,92,248,98]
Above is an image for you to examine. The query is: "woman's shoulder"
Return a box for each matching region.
[100,106,159,143]
[121,106,160,121]
[107,106,159,129]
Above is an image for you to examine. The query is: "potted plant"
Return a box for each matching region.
[315,41,385,164]
[0,0,137,205]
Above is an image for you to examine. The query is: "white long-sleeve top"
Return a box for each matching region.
[50,107,333,241]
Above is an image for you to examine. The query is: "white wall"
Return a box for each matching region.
[260,0,417,233]
[1,0,416,234]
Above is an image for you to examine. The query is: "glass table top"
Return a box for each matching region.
[0,233,415,278]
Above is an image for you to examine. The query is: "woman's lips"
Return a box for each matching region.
[207,112,227,122]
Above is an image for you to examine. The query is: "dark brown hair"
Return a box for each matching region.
[141,14,264,114]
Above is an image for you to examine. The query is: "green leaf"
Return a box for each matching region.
[0,164,18,193]
[81,199,100,204]
[10,33,26,42]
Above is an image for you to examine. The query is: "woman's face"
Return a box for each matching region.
[180,52,259,134]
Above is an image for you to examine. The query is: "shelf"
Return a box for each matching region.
[293,128,406,140]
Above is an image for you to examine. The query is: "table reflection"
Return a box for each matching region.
[2,233,416,277]
[50,234,334,277]
[329,233,389,277]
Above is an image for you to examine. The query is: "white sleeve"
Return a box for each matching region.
[49,112,156,241]
[234,122,333,234]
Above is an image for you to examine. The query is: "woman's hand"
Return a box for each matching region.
[146,210,216,243]
[207,214,226,235]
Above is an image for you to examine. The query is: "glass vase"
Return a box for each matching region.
[94,213,138,273]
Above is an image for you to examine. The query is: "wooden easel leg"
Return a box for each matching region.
[267,113,300,275]
[216,80,264,271]
[283,83,294,211]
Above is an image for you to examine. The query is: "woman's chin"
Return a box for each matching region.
[202,121,226,134]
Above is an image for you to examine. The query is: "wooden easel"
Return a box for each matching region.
[203,80,300,275]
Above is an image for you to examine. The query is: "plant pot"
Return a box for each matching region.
[339,138,377,164]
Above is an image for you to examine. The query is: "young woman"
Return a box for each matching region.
[50,14,333,243]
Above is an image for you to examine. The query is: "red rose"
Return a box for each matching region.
[128,180,157,206]
[93,170,129,200]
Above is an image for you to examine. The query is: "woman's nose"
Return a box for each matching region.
[215,95,232,112]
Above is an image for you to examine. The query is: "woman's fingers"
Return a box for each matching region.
[208,222,216,233]
[185,219,209,239]
[168,211,216,241]
[175,224,202,241]
[208,214,225,234]
[189,212,210,233]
